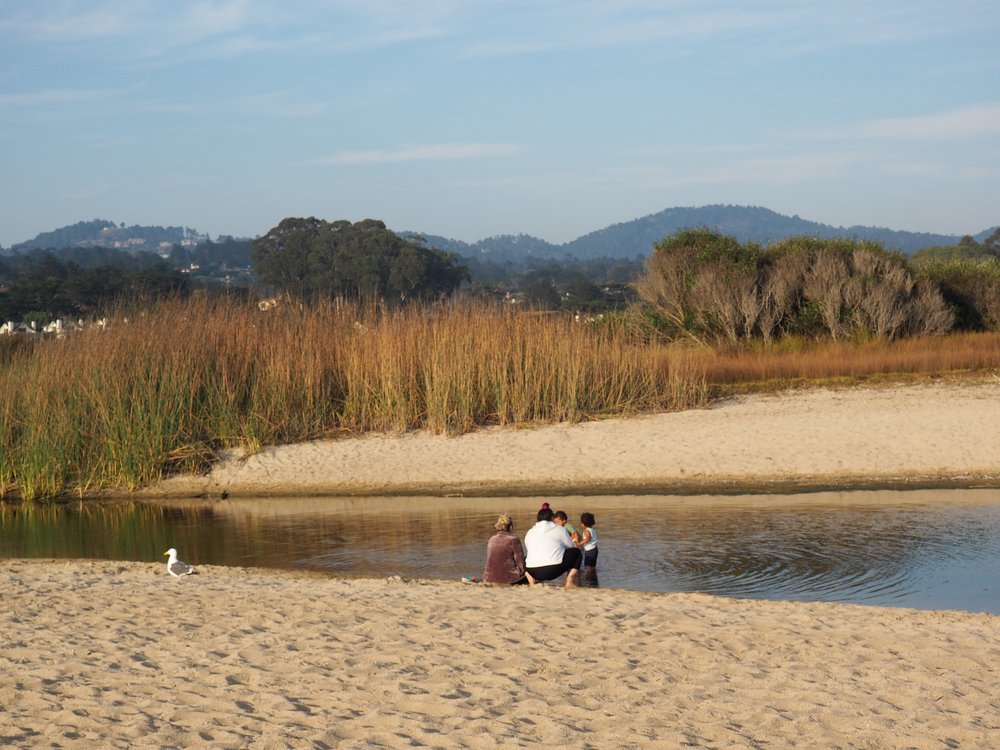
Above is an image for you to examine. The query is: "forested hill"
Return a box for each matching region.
[415,205,993,262]
[8,206,996,261]
[8,219,206,253]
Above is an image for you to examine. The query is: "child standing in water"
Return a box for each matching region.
[578,512,598,575]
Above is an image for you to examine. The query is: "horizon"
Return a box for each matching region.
[2,2,999,248]
[4,202,996,251]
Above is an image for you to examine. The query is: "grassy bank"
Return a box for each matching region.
[695,332,1000,391]
[3,297,999,501]
[0,297,707,500]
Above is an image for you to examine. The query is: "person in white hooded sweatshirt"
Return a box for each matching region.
[523,507,581,587]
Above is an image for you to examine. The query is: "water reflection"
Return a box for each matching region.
[1,490,999,613]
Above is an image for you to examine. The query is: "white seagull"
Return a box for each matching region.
[163,548,197,578]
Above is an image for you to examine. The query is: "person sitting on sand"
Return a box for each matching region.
[553,510,580,545]
[524,507,581,587]
[482,514,528,585]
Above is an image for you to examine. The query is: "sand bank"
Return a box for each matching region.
[144,379,1000,498]
[2,559,997,748]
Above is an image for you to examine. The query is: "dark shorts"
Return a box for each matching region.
[527,547,583,582]
[583,547,598,568]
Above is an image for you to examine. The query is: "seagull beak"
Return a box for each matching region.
[163,551,169,556]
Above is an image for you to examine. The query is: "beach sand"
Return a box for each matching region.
[3,559,998,749]
[9,380,1000,747]
[143,379,1000,499]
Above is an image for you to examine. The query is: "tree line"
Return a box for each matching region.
[0,253,189,325]
[5,214,1000,342]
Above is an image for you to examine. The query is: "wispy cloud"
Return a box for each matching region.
[317,142,521,165]
[457,0,1000,59]
[808,102,1000,143]
[0,84,143,108]
[2,3,137,41]
[0,0,446,62]
[7,0,996,65]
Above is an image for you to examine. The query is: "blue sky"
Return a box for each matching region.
[2,0,999,248]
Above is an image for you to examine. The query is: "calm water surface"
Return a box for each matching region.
[2,489,999,614]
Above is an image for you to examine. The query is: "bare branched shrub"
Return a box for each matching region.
[638,231,957,344]
[688,260,745,343]
[633,246,693,336]
[904,279,955,336]
[757,249,810,341]
[844,248,912,339]
[802,250,851,339]
[635,229,749,343]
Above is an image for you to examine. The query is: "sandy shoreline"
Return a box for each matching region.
[10,381,999,747]
[142,379,1000,499]
[3,559,998,748]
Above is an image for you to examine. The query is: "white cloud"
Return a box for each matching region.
[317,142,521,165]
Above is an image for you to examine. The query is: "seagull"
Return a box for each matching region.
[163,548,197,578]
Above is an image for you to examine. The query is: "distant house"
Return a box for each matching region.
[0,321,38,336]
[1,318,97,338]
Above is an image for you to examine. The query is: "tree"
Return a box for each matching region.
[562,276,604,311]
[251,218,468,304]
[523,278,560,310]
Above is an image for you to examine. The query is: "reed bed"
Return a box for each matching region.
[696,332,1000,388]
[0,297,707,500]
[4,297,999,501]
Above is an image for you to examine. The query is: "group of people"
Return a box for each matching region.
[482,502,598,587]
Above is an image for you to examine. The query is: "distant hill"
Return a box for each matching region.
[7,219,206,254]
[414,205,996,261]
[8,206,996,262]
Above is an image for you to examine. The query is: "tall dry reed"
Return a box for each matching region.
[693,332,1000,387]
[5,297,996,501]
[0,297,708,500]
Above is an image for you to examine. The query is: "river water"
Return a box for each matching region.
[2,489,999,614]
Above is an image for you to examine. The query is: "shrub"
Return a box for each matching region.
[915,258,1000,331]
[637,232,954,342]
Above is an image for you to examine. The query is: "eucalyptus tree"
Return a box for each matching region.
[251,217,468,304]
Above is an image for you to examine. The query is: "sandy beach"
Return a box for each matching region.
[144,379,1000,499]
[7,380,1000,747]
[3,558,998,749]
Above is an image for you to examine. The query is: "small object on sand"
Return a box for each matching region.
[461,576,479,584]
[163,548,197,578]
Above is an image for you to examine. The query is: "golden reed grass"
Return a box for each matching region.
[694,332,1000,388]
[2,296,999,501]
[0,297,707,500]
